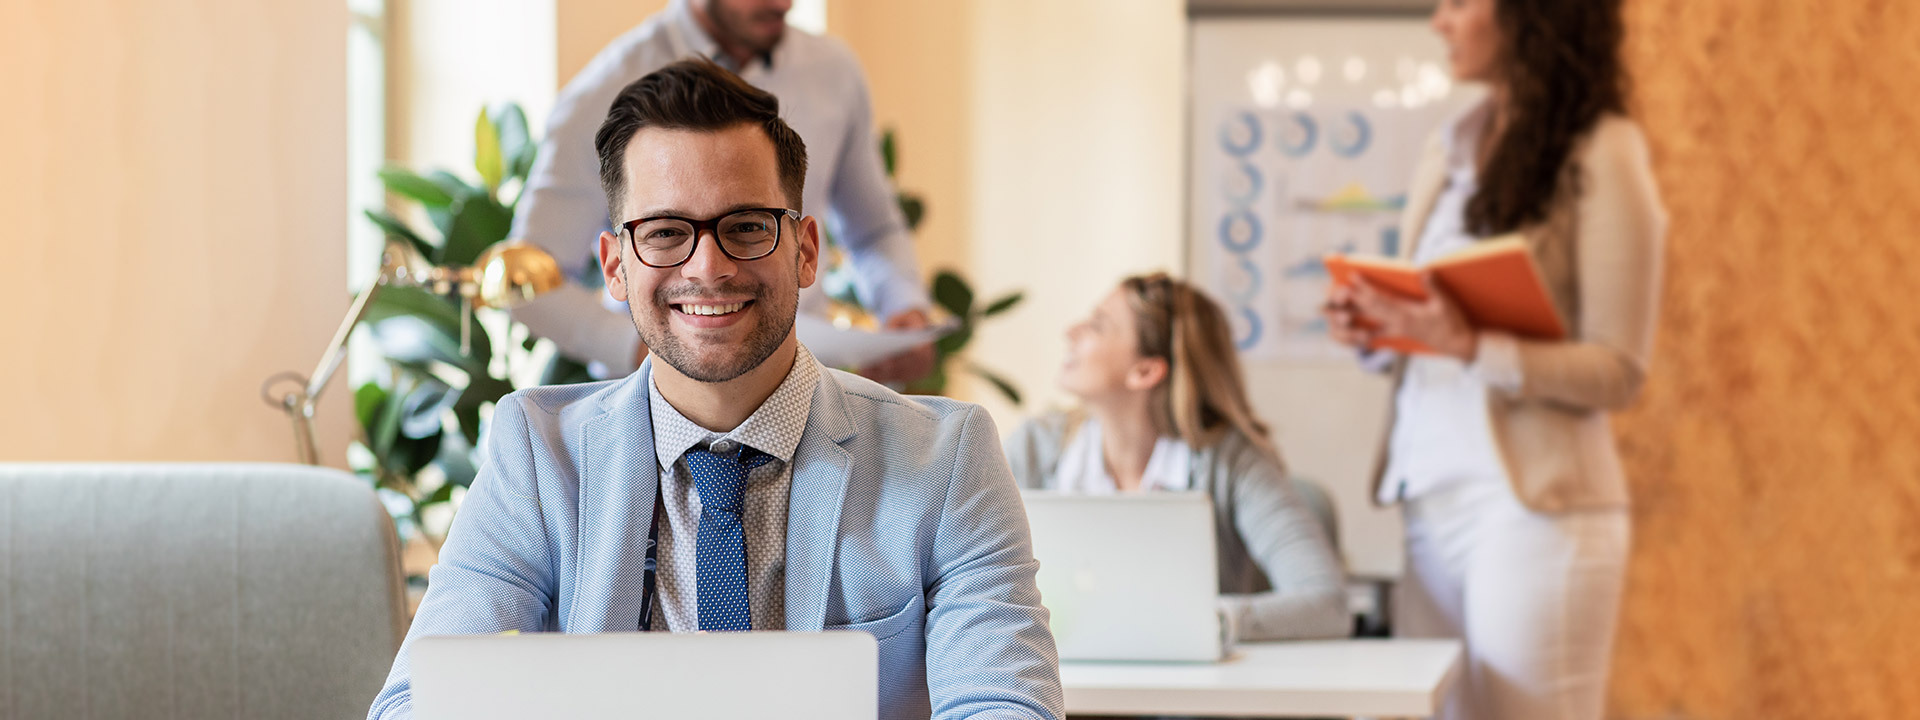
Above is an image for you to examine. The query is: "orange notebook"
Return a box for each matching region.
[1323,235,1565,355]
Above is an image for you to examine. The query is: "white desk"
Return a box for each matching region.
[1059,639,1462,719]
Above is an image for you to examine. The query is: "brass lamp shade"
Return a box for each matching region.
[469,239,564,310]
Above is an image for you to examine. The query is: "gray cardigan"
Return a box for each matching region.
[1003,412,1350,642]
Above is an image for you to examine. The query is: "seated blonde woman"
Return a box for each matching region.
[1004,273,1349,642]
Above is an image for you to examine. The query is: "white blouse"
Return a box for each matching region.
[1053,417,1194,495]
[1377,101,1526,504]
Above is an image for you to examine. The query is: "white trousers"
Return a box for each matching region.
[1394,478,1630,720]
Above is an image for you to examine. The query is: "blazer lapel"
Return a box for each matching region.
[1398,133,1450,262]
[568,359,659,632]
[783,367,856,632]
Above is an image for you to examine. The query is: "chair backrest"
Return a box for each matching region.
[0,463,406,720]
[1290,476,1341,554]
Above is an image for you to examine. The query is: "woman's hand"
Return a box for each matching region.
[1341,274,1481,362]
[1321,281,1371,349]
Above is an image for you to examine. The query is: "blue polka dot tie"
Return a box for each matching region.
[685,444,773,632]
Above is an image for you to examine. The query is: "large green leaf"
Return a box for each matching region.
[390,430,443,478]
[433,430,479,489]
[880,129,898,178]
[427,170,480,200]
[931,271,973,318]
[378,165,455,207]
[353,382,389,432]
[398,375,456,439]
[475,108,504,194]
[493,103,535,184]
[897,193,925,233]
[981,291,1024,317]
[363,285,493,371]
[363,209,436,260]
[425,170,481,240]
[441,195,513,267]
[935,323,973,356]
[968,363,1023,406]
[365,285,461,340]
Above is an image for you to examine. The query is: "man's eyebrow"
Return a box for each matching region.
[631,201,783,219]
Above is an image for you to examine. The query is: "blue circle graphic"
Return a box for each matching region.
[1234,307,1264,350]
[1229,255,1263,305]
[1279,112,1317,158]
[1217,211,1262,253]
[1329,111,1372,158]
[1222,161,1263,205]
[1218,112,1262,157]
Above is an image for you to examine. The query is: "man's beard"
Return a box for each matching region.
[711,3,785,55]
[635,275,797,384]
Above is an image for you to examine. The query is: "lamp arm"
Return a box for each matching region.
[306,280,386,402]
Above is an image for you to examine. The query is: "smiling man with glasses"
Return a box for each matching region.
[366,59,1063,720]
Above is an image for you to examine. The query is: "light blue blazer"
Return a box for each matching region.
[368,358,1063,720]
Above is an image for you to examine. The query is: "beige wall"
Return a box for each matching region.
[837,0,1190,421]
[388,0,558,172]
[961,0,1188,424]
[831,0,973,283]
[557,0,668,90]
[0,0,350,465]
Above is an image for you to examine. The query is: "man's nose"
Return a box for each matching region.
[679,229,739,284]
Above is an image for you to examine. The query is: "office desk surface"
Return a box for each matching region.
[1059,638,1462,719]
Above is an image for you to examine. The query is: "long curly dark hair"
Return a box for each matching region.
[1467,0,1629,236]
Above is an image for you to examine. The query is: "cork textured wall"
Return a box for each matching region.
[1610,1,1920,717]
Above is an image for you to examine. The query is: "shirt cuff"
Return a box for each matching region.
[1469,331,1524,392]
[1357,346,1397,374]
[1216,595,1247,648]
[865,276,932,323]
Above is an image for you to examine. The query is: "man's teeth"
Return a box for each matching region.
[681,302,746,316]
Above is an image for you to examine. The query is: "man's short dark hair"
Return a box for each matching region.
[594,58,809,225]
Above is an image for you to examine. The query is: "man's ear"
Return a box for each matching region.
[1124,357,1169,392]
[598,230,629,301]
[795,214,821,289]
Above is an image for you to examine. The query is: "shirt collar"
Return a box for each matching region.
[1442,99,1495,173]
[666,0,778,73]
[648,344,821,469]
[1055,417,1194,494]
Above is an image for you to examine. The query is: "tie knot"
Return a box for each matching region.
[685,444,772,514]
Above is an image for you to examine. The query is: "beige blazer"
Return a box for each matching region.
[1371,114,1668,514]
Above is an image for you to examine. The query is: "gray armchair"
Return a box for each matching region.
[0,463,406,720]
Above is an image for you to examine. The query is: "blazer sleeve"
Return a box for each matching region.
[1507,118,1668,411]
[1217,442,1351,642]
[925,407,1065,720]
[367,395,559,720]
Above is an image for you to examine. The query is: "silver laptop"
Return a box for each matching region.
[411,631,876,720]
[1021,491,1224,662]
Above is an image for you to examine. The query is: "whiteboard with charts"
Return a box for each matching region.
[1186,13,1483,576]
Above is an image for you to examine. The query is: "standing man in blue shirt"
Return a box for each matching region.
[511,0,933,381]
[367,59,1062,720]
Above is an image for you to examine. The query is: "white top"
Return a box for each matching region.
[1058,639,1463,718]
[509,0,927,376]
[1053,416,1193,494]
[1378,101,1525,503]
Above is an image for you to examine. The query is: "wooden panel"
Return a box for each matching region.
[1610,1,1920,717]
[0,0,350,465]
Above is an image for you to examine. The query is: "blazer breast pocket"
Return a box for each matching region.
[825,594,923,643]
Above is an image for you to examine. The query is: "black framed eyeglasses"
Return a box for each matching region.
[620,207,800,268]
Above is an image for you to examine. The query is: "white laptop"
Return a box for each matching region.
[1021,491,1225,662]
[411,631,876,720]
